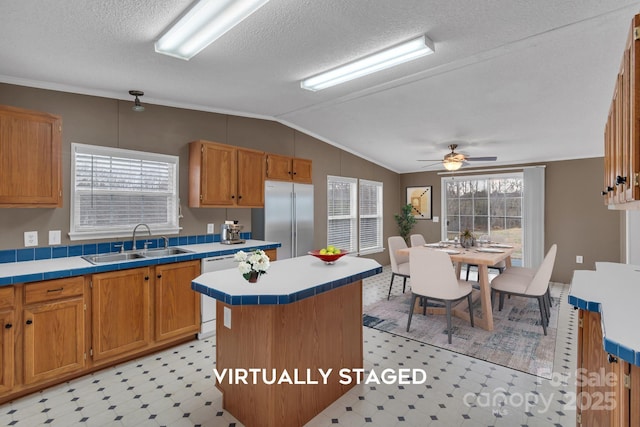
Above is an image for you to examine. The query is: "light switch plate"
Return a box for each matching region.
[49,230,61,245]
[433,216,439,223]
[207,223,215,234]
[223,306,231,329]
[576,255,583,264]
[24,231,38,247]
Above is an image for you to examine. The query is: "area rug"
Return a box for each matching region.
[363,287,559,378]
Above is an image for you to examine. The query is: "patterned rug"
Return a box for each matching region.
[363,284,560,378]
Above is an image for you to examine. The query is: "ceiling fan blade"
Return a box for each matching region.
[466,156,497,161]
[417,159,442,162]
[419,161,443,168]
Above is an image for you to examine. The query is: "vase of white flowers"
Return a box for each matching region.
[234,249,270,282]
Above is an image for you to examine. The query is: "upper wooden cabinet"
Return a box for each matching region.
[0,105,62,207]
[266,154,312,183]
[604,15,640,209]
[189,140,265,207]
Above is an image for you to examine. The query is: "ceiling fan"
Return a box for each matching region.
[418,144,498,171]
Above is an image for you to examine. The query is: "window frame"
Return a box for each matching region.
[69,143,180,241]
[358,179,383,254]
[327,175,383,255]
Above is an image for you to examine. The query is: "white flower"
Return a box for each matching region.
[236,249,270,278]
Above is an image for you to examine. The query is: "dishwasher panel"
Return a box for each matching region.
[198,255,236,340]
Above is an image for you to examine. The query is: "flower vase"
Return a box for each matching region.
[246,271,260,283]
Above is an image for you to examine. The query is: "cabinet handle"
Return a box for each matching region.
[231,195,235,199]
[47,287,64,293]
[25,319,33,325]
[4,323,12,329]
[608,354,618,364]
[157,274,162,279]
[144,276,149,281]
[238,195,242,199]
[616,175,627,185]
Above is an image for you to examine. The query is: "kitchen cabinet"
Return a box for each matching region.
[266,154,312,183]
[22,277,85,385]
[155,260,201,342]
[0,287,14,394]
[0,104,62,207]
[91,267,151,363]
[189,140,265,207]
[576,309,640,427]
[603,14,640,209]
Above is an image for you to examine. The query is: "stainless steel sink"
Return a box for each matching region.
[83,252,146,264]
[143,247,192,257]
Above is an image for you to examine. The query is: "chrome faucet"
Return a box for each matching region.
[132,223,151,251]
[160,236,169,249]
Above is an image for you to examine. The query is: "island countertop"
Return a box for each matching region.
[191,254,382,305]
[569,262,640,366]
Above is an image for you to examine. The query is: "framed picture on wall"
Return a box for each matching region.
[406,186,432,219]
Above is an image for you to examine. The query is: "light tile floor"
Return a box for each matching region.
[0,266,577,426]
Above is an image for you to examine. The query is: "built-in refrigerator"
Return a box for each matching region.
[252,180,314,259]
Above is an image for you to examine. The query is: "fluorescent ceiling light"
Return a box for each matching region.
[155,0,270,60]
[301,35,434,91]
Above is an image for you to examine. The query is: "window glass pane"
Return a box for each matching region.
[459,199,473,215]
[327,176,357,253]
[70,143,179,240]
[474,198,488,216]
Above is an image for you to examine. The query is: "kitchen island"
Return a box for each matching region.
[192,255,382,427]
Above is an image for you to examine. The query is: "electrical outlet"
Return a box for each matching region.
[49,230,61,245]
[207,223,215,234]
[576,255,583,264]
[433,216,439,223]
[24,231,38,247]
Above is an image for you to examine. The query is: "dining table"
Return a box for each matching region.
[396,243,514,331]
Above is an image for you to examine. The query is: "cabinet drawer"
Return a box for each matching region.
[0,286,14,309]
[24,277,84,305]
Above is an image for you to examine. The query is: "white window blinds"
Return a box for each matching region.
[69,143,180,240]
[359,179,383,253]
[327,176,357,252]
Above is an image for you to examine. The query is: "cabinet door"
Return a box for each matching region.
[577,309,619,425]
[0,310,14,393]
[91,268,151,363]
[0,105,62,207]
[237,148,265,207]
[155,261,201,341]
[23,298,84,384]
[292,158,312,183]
[266,154,293,181]
[201,143,237,206]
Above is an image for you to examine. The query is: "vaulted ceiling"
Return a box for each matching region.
[1,0,638,172]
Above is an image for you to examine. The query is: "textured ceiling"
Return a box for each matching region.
[1,0,638,172]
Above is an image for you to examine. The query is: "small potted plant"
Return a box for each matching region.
[234,249,270,282]
[460,229,475,248]
[394,203,416,244]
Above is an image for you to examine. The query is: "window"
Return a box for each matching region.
[359,179,383,253]
[69,143,180,240]
[442,173,523,261]
[327,176,383,254]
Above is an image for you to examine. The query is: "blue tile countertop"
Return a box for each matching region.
[569,262,640,367]
[0,240,280,286]
[192,255,382,306]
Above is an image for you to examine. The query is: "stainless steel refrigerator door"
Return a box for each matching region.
[293,183,314,257]
[264,181,295,259]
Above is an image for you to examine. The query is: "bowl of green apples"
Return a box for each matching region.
[308,246,348,264]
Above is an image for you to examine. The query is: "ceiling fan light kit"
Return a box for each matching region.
[155,0,270,60]
[419,144,498,170]
[300,35,434,91]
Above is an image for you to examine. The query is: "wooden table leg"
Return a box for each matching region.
[476,264,494,331]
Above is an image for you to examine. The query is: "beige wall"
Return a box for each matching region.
[399,158,621,283]
[0,83,620,277]
[0,83,398,265]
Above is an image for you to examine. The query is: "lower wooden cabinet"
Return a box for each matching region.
[577,309,640,427]
[91,267,151,363]
[155,260,201,341]
[0,286,15,394]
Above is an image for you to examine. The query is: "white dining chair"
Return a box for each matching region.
[407,248,474,344]
[410,234,426,247]
[490,244,557,335]
[388,236,410,300]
